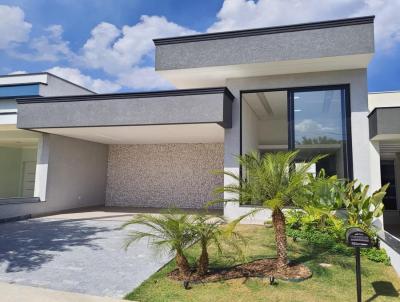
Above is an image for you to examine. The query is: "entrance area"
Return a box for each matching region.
[380,143,400,238]
[34,124,225,210]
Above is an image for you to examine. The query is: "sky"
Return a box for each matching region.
[0,0,399,93]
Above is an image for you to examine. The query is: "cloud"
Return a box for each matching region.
[11,24,73,62]
[295,119,337,136]
[0,5,31,49]
[208,0,400,50]
[117,67,173,90]
[8,70,27,75]
[78,15,197,89]
[47,67,121,93]
[4,1,400,92]
[81,15,197,74]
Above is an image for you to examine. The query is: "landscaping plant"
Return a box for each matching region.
[214,151,323,268]
[339,180,389,231]
[121,211,195,278]
[191,215,244,276]
[286,174,391,265]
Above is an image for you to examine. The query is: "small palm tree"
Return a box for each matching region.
[214,151,322,268]
[192,215,244,276]
[121,211,195,278]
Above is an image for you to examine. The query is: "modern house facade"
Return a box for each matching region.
[1,16,400,259]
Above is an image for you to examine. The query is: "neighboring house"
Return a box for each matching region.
[367,91,400,269]
[1,16,399,246]
[0,73,94,218]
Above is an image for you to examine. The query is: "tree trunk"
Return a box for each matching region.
[175,251,190,278]
[197,241,209,276]
[272,208,288,269]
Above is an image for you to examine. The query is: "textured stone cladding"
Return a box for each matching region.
[105,143,224,208]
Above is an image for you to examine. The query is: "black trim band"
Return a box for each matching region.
[0,111,17,115]
[19,121,227,130]
[154,16,375,45]
[17,87,235,104]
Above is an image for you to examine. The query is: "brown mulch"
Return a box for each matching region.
[168,258,312,283]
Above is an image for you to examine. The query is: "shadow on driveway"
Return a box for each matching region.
[0,218,110,272]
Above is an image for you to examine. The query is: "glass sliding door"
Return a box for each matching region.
[290,87,351,178]
[240,85,352,179]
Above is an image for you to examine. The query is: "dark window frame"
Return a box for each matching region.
[240,84,353,180]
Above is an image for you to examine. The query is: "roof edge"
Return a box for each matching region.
[17,87,235,104]
[0,72,95,94]
[153,15,375,46]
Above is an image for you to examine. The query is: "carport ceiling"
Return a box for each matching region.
[36,123,224,144]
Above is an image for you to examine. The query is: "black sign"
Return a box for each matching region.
[346,227,372,248]
[345,227,373,302]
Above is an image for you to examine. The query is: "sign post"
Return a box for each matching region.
[345,227,372,302]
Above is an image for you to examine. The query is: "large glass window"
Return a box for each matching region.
[0,129,40,198]
[241,86,351,179]
[291,88,350,178]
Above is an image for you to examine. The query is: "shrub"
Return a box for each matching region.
[361,248,391,265]
[286,223,390,264]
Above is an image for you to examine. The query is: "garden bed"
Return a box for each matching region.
[126,225,400,302]
[169,259,312,282]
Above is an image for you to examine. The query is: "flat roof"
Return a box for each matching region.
[153,15,375,45]
[0,72,94,94]
[17,87,234,104]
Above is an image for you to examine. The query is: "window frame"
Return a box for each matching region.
[240,84,353,180]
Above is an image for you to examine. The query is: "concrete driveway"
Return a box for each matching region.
[0,209,171,298]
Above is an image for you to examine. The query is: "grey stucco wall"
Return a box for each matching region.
[105,143,223,209]
[0,134,108,220]
[17,92,231,129]
[369,107,400,139]
[156,23,374,70]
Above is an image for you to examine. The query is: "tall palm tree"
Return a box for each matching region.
[214,151,323,268]
[121,212,195,277]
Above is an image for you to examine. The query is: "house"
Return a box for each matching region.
[0,72,93,220]
[1,16,399,268]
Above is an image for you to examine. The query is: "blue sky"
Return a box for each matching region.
[0,0,399,93]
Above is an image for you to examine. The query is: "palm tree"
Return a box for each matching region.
[192,215,244,276]
[121,211,195,278]
[214,151,323,269]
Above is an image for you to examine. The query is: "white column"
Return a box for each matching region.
[369,140,383,230]
[34,133,50,201]
[369,141,381,191]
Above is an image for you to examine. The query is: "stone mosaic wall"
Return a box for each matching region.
[105,143,224,209]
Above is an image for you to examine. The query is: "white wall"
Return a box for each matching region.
[258,119,288,146]
[368,91,400,111]
[241,100,259,154]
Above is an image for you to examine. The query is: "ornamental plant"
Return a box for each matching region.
[339,180,389,231]
[121,211,195,278]
[213,151,323,268]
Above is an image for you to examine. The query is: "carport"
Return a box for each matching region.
[15,88,233,213]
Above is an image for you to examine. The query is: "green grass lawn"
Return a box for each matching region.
[125,225,400,302]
